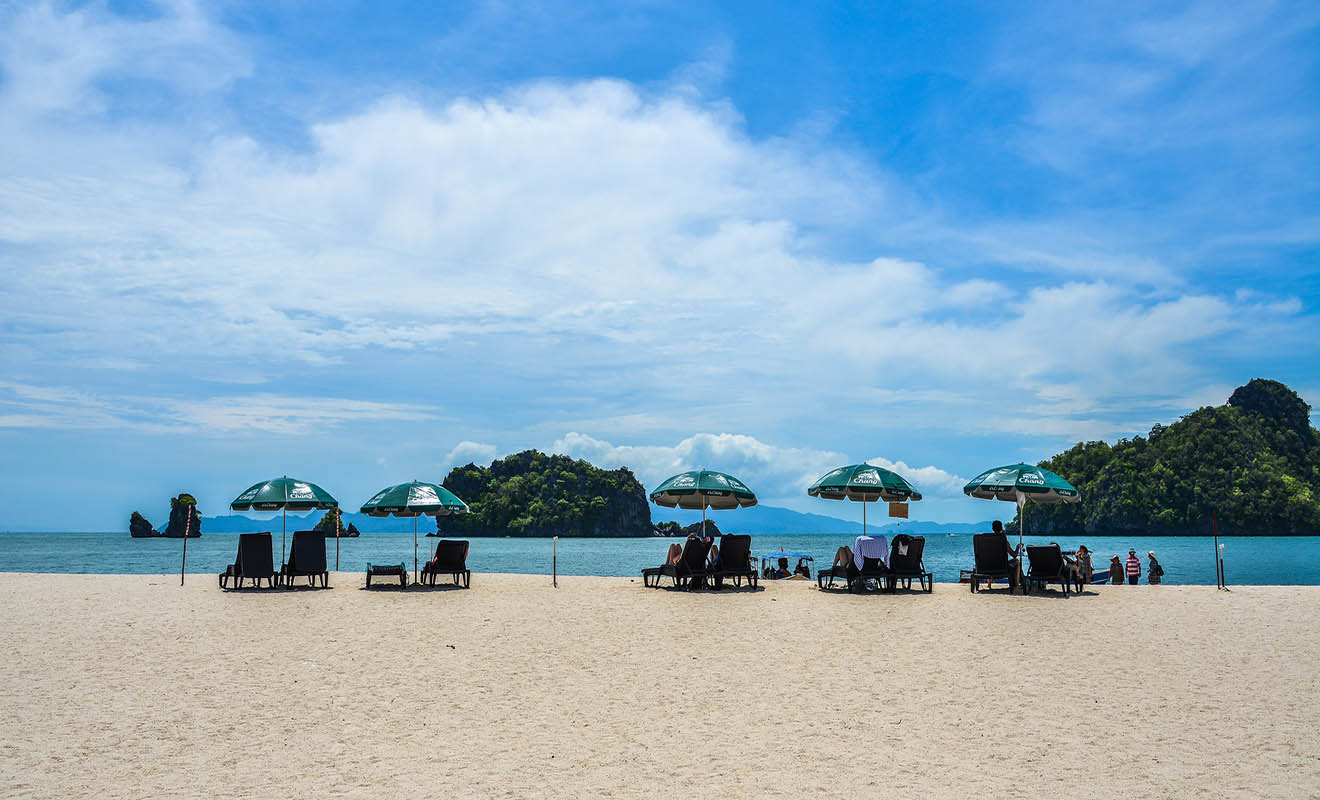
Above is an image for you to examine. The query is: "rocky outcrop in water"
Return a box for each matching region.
[653,520,723,537]
[162,494,201,538]
[129,510,159,538]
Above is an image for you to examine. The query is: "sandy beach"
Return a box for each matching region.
[0,573,1316,799]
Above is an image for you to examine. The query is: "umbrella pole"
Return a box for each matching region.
[702,503,707,539]
[414,516,419,585]
[281,508,287,569]
[335,508,340,571]
[863,500,867,537]
[1018,498,1027,594]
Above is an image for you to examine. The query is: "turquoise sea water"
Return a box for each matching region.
[0,531,1315,584]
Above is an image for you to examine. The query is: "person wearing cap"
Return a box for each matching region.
[1147,551,1164,584]
[1125,549,1142,585]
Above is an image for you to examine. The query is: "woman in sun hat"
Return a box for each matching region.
[1147,551,1164,585]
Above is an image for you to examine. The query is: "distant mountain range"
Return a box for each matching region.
[201,505,993,536]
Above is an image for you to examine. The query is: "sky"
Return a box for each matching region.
[1,0,1318,530]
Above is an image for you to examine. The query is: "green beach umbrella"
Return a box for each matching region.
[649,469,756,540]
[360,481,469,583]
[230,476,339,570]
[807,463,923,536]
[963,463,1080,588]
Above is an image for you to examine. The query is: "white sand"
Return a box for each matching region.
[0,573,1316,799]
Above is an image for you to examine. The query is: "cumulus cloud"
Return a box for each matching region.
[441,441,500,471]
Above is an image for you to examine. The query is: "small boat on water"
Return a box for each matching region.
[759,551,814,580]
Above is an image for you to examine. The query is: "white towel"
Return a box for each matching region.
[854,535,889,570]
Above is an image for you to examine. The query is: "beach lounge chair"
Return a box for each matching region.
[420,539,471,588]
[1024,544,1072,596]
[279,530,329,588]
[967,532,1016,593]
[709,534,758,589]
[643,537,711,589]
[818,535,891,592]
[366,563,407,588]
[885,534,932,592]
[817,556,889,591]
[218,532,276,589]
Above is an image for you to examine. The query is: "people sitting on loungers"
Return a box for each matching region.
[819,535,889,590]
[665,542,683,566]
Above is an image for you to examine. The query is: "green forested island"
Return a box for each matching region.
[440,450,652,537]
[1028,379,1320,535]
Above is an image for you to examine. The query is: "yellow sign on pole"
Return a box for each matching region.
[888,502,909,519]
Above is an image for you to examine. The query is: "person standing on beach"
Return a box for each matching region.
[1125,549,1142,585]
[1075,545,1093,584]
[1110,555,1124,584]
[1147,551,1163,584]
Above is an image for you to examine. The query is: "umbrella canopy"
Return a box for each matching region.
[230,477,339,512]
[360,481,469,517]
[808,464,923,502]
[360,481,470,584]
[963,463,1080,504]
[649,470,757,510]
[808,463,922,536]
[230,477,338,571]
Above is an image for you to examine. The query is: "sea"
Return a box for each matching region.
[0,531,1315,585]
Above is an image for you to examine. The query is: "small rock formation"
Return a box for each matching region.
[314,508,356,536]
[652,521,683,536]
[654,520,722,537]
[162,493,201,538]
[129,510,159,538]
[681,520,722,538]
[345,522,361,537]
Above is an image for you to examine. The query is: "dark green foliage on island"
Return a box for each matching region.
[653,521,685,536]
[162,493,201,538]
[1028,379,1320,535]
[441,450,652,537]
[314,508,344,534]
[129,510,158,538]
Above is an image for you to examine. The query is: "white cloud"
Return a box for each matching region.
[441,441,500,471]
[0,1,1313,475]
[0,381,444,435]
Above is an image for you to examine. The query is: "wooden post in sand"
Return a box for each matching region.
[553,536,558,588]
[179,504,192,586]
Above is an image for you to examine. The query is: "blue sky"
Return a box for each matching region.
[1,0,1317,530]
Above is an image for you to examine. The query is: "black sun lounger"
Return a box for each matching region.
[280,530,329,588]
[420,539,471,588]
[885,534,932,592]
[643,537,711,589]
[817,554,888,592]
[967,532,1016,593]
[709,534,758,589]
[219,532,276,589]
[1024,544,1072,596]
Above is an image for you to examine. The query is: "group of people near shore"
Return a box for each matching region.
[990,520,1165,587]
[668,522,1168,586]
